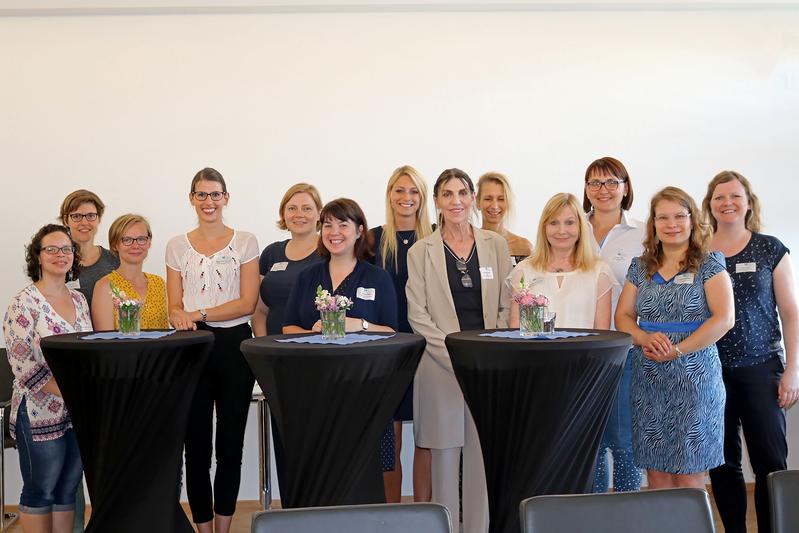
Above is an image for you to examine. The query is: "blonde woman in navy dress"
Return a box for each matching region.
[615,187,734,489]
[369,165,434,503]
[703,171,799,533]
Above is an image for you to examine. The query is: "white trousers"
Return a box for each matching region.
[430,408,489,533]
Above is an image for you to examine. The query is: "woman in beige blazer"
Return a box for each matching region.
[406,168,512,533]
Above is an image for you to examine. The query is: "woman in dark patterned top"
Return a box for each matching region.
[370,165,434,503]
[704,171,799,533]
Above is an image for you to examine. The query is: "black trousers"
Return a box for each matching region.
[709,356,787,533]
[185,322,255,524]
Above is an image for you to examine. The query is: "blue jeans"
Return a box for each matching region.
[593,351,642,492]
[16,398,83,514]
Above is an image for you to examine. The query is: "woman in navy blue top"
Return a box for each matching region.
[369,165,434,503]
[704,171,799,533]
[283,198,398,478]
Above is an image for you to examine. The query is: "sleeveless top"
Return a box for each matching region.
[108,270,169,329]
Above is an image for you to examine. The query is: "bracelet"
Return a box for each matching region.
[675,344,684,357]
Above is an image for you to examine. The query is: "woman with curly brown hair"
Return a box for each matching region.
[615,187,734,489]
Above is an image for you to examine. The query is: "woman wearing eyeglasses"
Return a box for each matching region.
[406,169,512,533]
[3,224,91,532]
[165,168,260,533]
[477,172,532,266]
[60,190,120,306]
[90,214,168,330]
[615,187,734,489]
[703,171,799,533]
[507,193,614,331]
[581,157,645,494]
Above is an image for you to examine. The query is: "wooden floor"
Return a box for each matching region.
[2,488,756,532]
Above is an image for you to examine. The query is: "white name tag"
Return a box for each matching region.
[479,267,494,280]
[215,254,232,264]
[270,262,289,272]
[613,250,628,262]
[674,273,695,285]
[66,279,81,290]
[735,262,757,273]
[356,287,376,300]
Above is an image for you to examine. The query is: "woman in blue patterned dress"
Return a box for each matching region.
[615,186,734,489]
[703,171,799,533]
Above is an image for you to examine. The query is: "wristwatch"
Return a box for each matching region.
[362,319,370,331]
[199,309,208,322]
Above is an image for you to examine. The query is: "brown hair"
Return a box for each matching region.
[59,189,106,222]
[190,167,227,194]
[641,187,710,277]
[25,224,81,282]
[701,170,762,233]
[318,198,374,261]
[582,157,634,212]
[108,214,153,256]
[433,168,477,228]
[277,183,323,231]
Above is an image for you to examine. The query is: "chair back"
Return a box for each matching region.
[520,488,715,533]
[769,469,799,533]
[252,503,451,533]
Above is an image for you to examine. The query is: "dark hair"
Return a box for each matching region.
[59,189,106,221]
[433,168,476,227]
[25,224,81,282]
[317,198,374,261]
[583,157,634,212]
[190,167,227,194]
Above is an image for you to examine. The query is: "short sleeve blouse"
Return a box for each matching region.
[165,230,259,328]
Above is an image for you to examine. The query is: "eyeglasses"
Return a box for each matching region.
[41,245,75,255]
[191,191,226,201]
[120,235,151,246]
[456,259,473,288]
[586,179,626,192]
[68,212,99,222]
[654,213,691,224]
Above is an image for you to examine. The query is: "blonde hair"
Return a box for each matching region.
[277,183,323,231]
[477,171,515,222]
[108,214,152,256]
[380,165,433,269]
[642,187,711,277]
[528,193,597,272]
[701,170,762,233]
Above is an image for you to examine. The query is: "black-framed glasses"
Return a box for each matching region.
[456,259,473,288]
[41,245,75,255]
[68,212,99,222]
[120,235,151,246]
[586,178,626,192]
[191,191,226,201]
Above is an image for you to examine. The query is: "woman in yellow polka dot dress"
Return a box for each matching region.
[91,214,169,330]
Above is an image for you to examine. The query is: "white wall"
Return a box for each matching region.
[1,5,798,503]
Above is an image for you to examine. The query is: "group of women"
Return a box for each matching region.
[3,161,797,533]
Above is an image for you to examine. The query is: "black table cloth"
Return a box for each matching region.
[241,332,425,508]
[446,329,632,533]
[41,330,213,533]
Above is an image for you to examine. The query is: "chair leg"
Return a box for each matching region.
[256,398,272,510]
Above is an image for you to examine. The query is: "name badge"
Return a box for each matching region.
[735,262,757,273]
[66,279,81,290]
[674,273,695,285]
[270,262,289,272]
[356,287,375,300]
[613,250,628,261]
[479,267,494,280]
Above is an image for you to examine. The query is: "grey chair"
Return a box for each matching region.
[251,502,452,533]
[768,469,799,533]
[0,349,19,530]
[520,488,715,533]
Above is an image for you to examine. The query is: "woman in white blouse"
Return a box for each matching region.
[508,192,614,330]
[165,168,260,533]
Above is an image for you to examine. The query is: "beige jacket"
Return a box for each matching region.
[406,226,512,449]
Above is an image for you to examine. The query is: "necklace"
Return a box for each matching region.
[398,230,415,246]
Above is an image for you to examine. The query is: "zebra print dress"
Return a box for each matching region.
[627,252,726,474]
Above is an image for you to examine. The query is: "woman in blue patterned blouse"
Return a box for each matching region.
[704,171,799,533]
[615,187,734,489]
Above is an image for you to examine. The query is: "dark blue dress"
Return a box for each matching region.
[628,252,727,473]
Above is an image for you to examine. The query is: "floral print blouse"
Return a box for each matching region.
[3,285,92,441]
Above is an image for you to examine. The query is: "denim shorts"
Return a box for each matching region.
[15,398,83,514]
